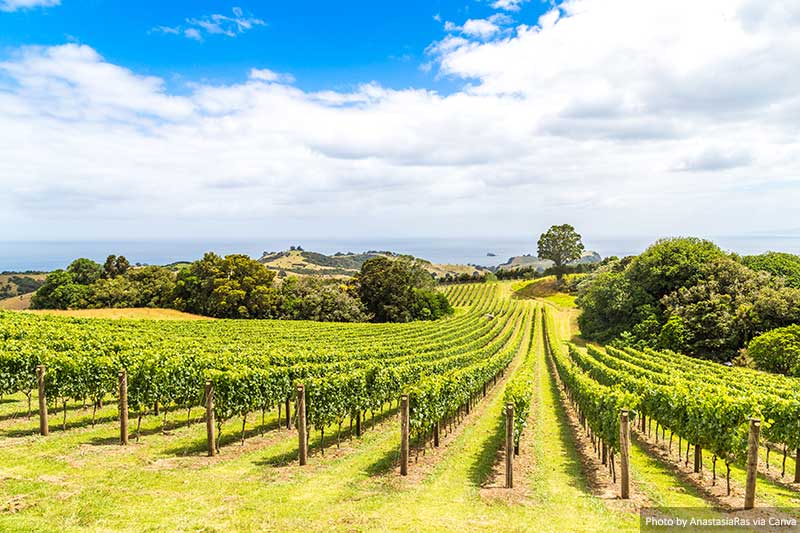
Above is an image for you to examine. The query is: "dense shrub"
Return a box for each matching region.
[747,325,800,376]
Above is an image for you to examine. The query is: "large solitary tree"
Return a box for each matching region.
[538,224,585,283]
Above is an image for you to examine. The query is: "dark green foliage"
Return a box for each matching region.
[537,224,585,282]
[278,277,369,322]
[357,256,452,322]
[30,251,455,324]
[173,253,279,319]
[577,238,800,363]
[31,270,89,309]
[626,238,725,298]
[67,258,103,285]
[103,255,131,278]
[741,252,800,288]
[747,325,800,376]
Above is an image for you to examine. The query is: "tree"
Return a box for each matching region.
[740,252,800,288]
[537,224,584,283]
[30,270,88,309]
[278,277,370,322]
[577,237,800,363]
[356,256,450,322]
[747,325,800,376]
[67,258,103,285]
[103,254,131,278]
[173,253,278,318]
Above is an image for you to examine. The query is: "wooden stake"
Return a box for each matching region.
[505,402,514,488]
[37,365,48,436]
[744,418,760,510]
[118,370,128,445]
[400,395,409,476]
[795,448,800,484]
[694,444,702,473]
[205,381,216,457]
[433,420,440,448]
[620,409,630,499]
[356,411,361,437]
[297,385,307,466]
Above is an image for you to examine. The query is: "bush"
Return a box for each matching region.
[747,325,800,376]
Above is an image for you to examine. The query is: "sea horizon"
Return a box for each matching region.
[2,234,799,273]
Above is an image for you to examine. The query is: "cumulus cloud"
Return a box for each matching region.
[249,68,295,84]
[151,7,265,41]
[490,0,527,11]
[2,0,800,241]
[442,14,512,40]
[0,0,58,11]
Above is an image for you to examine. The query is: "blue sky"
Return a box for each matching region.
[0,0,799,246]
[0,0,549,92]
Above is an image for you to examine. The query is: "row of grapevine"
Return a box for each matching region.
[0,282,517,451]
[502,306,539,450]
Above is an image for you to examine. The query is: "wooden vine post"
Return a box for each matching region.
[693,445,702,473]
[795,449,800,484]
[505,402,514,488]
[744,418,761,510]
[118,370,128,445]
[619,409,630,499]
[433,420,440,448]
[400,394,409,476]
[285,396,293,430]
[205,381,216,457]
[297,385,307,466]
[37,364,48,436]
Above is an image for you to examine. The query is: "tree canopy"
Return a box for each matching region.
[537,224,584,282]
[577,238,800,362]
[357,256,452,322]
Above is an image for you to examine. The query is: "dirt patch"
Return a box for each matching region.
[1,495,31,514]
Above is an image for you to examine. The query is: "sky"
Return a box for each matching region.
[1,0,799,244]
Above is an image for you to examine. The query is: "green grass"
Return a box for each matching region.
[543,293,577,308]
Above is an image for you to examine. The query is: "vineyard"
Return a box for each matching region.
[1,281,800,531]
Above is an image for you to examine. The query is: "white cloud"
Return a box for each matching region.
[0,0,58,11]
[442,14,513,40]
[151,7,265,41]
[490,0,527,12]
[2,0,800,242]
[461,19,501,39]
[249,68,295,84]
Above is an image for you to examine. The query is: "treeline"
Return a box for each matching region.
[31,253,452,323]
[576,238,800,368]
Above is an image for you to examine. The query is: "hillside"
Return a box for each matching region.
[495,250,601,272]
[0,273,47,310]
[258,249,487,279]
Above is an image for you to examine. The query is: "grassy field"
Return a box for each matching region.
[513,276,578,309]
[0,293,34,311]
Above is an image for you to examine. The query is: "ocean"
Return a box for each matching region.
[1,235,799,272]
